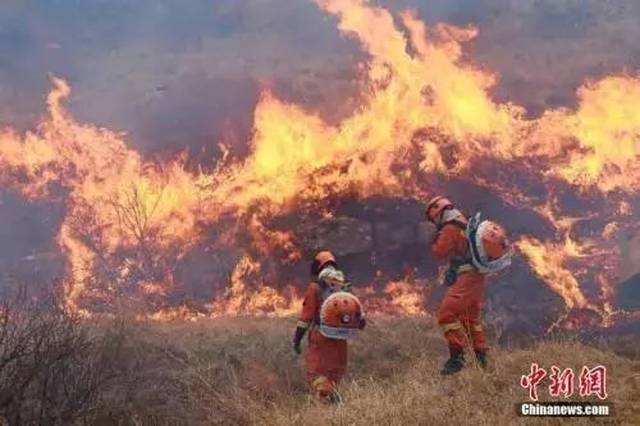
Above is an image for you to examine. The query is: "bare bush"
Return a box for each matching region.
[0,289,125,425]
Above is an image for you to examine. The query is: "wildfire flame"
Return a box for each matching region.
[0,0,638,328]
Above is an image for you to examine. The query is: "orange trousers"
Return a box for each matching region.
[437,272,487,352]
[305,329,347,397]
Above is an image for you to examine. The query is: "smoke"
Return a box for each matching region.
[0,0,362,159]
[1,0,639,153]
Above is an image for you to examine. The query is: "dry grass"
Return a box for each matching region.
[260,326,640,425]
[1,312,638,425]
[95,317,640,425]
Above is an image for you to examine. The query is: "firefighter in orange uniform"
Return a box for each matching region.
[292,251,365,403]
[425,196,511,375]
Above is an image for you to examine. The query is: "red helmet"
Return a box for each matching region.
[314,250,336,269]
[311,250,337,277]
[425,196,453,223]
[320,292,363,329]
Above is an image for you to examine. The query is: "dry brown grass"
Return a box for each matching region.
[1,312,638,425]
[259,322,640,425]
[95,317,640,425]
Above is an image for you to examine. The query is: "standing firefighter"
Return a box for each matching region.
[292,250,366,403]
[425,196,512,375]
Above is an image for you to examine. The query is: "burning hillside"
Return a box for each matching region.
[0,0,639,335]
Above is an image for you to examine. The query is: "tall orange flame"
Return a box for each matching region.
[0,0,638,326]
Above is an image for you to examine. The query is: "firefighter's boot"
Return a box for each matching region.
[326,392,343,405]
[440,349,465,375]
[475,351,488,370]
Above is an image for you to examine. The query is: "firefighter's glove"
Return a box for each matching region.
[292,326,307,355]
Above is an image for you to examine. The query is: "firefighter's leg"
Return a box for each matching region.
[466,298,488,369]
[437,282,471,350]
[311,375,336,400]
[306,330,346,402]
[437,283,469,375]
[466,300,487,352]
[306,330,327,396]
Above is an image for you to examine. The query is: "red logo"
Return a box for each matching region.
[579,365,608,400]
[520,363,547,401]
[520,364,607,401]
[548,366,575,398]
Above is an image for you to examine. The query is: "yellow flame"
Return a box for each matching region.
[0,0,637,323]
[517,236,592,311]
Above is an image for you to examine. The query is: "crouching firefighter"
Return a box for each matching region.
[425,196,512,375]
[292,250,366,403]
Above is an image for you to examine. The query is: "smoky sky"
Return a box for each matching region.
[1,0,639,160]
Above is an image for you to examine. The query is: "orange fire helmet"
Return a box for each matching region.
[315,250,336,269]
[425,196,453,223]
[319,292,364,339]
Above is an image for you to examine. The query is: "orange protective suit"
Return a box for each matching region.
[298,282,347,398]
[433,222,487,353]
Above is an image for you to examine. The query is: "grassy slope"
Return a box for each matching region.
[96,316,639,425]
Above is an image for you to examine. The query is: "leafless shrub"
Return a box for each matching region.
[65,186,185,313]
[0,288,125,425]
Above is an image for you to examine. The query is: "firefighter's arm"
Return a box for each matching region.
[292,283,318,354]
[431,225,456,259]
